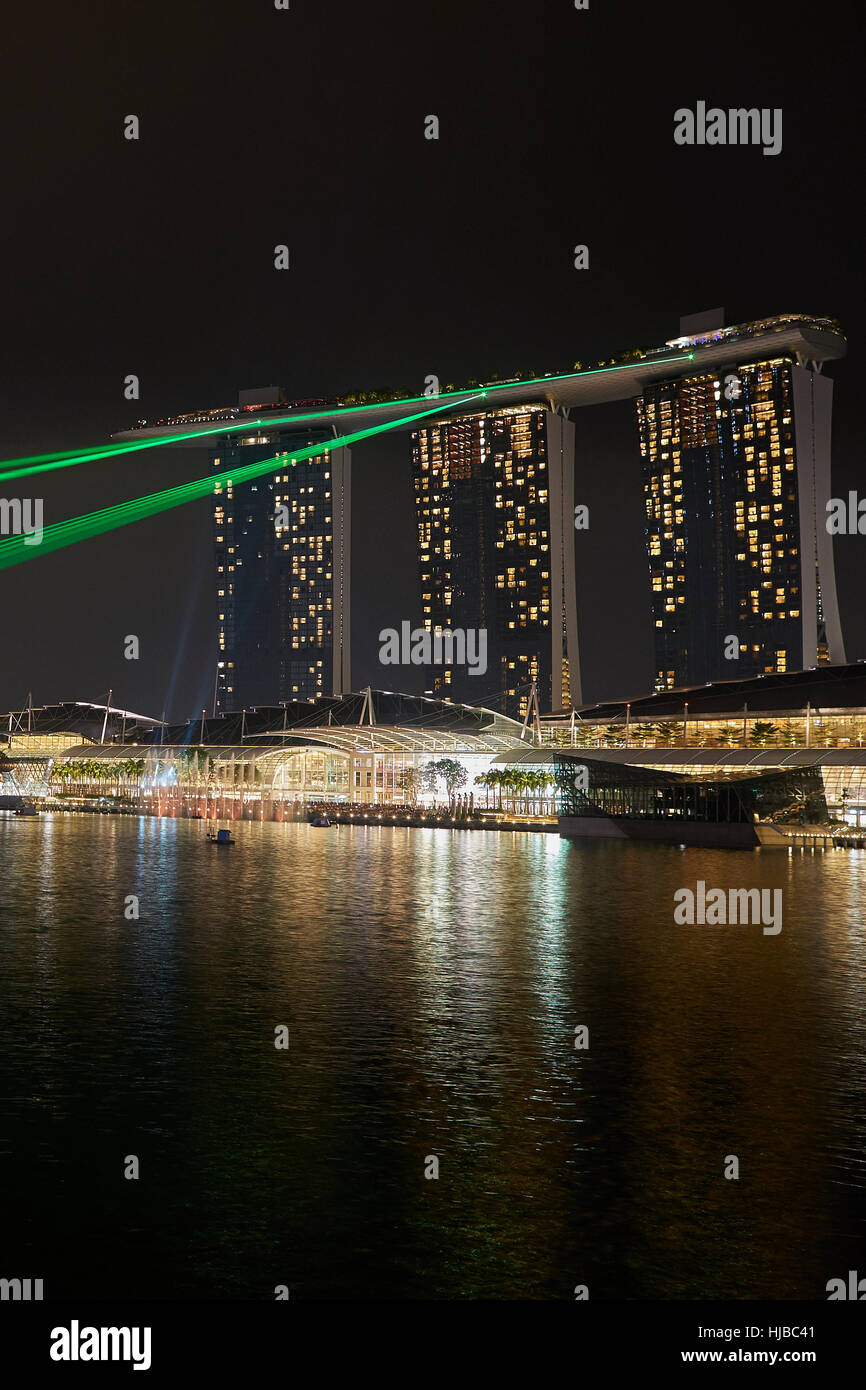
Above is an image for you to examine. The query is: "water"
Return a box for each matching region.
[1,814,865,1300]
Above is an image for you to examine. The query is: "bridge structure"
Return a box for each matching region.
[111,314,846,444]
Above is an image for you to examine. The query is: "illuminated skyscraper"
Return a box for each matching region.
[638,347,845,691]
[410,405,579,717]
[212,413,350,710]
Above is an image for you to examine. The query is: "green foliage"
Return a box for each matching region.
[749,721,779,747]
[651,721,682,747]
[398,767,423,804]
[421,758,468,803]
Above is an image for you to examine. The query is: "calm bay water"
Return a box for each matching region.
[1,813,865,1300]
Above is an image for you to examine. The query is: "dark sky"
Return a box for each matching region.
[0,0,862,720]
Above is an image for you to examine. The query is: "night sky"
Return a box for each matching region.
[0,0,861,720]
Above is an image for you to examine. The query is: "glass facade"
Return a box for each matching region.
[539,711,866,751]
[554,755,828,827]
[0,756,53,800]
[539,664,866,829]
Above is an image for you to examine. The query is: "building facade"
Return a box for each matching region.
[638,353,845,691]
[410,405,579,719]
[10,671,866,840]
[212,423,351,710]
[6,692,529,816]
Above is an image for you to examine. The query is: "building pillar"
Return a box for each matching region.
[545,411,581,709]
[331,444,352,696]
[791,365,846,666]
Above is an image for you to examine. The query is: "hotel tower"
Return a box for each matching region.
[637,316,846,691]
[410,405,580,719]
[211,393,351,710]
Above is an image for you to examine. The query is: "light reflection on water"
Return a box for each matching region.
[1,814,864,1299]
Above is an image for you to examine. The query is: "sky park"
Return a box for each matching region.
[0,312,844,568]
[3,314,866,847]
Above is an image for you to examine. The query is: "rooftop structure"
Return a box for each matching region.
[112,315,845,444]
[540,661,866,736]
[3,691,531,812]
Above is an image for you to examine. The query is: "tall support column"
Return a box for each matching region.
[791,365,846,667]
[545,410,581,709]
[331,444,352,696]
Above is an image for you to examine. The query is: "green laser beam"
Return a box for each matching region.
[0,409,420,483]
[0,394,487,572]
[0,353,696,482]
[0,392,495,482]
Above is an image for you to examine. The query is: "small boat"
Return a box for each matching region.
[206,826,235,845]
[310,813,333,827]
